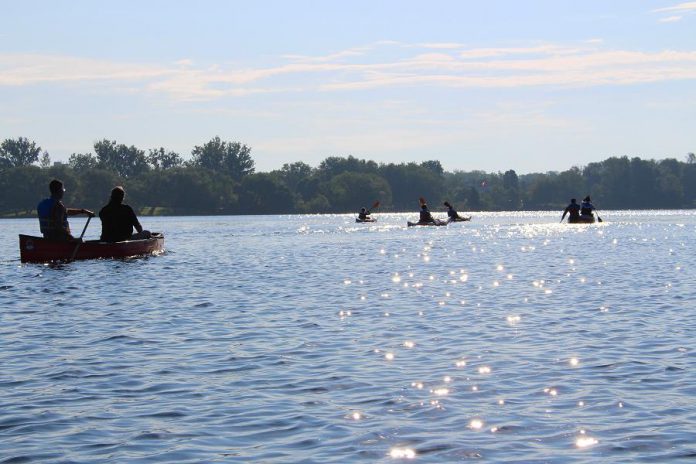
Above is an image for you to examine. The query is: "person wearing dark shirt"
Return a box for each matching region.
[419,203,435,223]
[99,186,150,242]
[580,196,595,217]
[444,201,470,222]
[561,198,581,222]
[36,179,94,240]
[357,207,371,221]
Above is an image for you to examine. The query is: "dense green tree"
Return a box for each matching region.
[322,171,392,212]
[148,147,183,170]
[0,137,42,167]
[681,163,696,207]
[68,153,99,172]
[316,156,378,180]
[421,160,444,176]
[3,140,696,216]
[74,169,122,211]
[276,162,313,191]
[238,173,296,214]
[94,139,149,178]
[190,136,254,181]
[379,162,444,211]
[39,152,51,169]
[0,166,45,214]
[296,175,322,202]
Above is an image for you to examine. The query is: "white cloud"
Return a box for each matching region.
[0,54,171,86]
[652,2,696,13]
[3,41,696,101]
[659,15,683,22]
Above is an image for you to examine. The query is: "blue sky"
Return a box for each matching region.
[2,1,695,173]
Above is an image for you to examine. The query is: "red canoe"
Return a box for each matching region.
[19,233,165,263]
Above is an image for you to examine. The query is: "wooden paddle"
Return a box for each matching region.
[69,215,92,261]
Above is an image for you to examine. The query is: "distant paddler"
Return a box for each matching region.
[443,201,471,223]
[580,196,595,218]
[561,198,581,223]
[356,200,379,223]
[407,197,447,226]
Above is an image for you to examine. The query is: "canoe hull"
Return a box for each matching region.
[355,218,376,223]
[407,220,448,227]
[448,216,471,223]
[568,215,595,224]
[19,234,165,263]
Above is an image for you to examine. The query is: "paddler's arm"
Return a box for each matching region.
[67,208,95,217]
[561,207,568,220]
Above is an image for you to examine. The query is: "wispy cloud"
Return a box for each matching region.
[659,15,683,22]
[652,2,696,13]
[3,41,696,100]
[652,2,696,22]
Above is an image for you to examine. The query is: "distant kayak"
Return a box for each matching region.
[568,215,595,224]
[448,216,471,223]
[355,217,376,223]
[407,220,448,227]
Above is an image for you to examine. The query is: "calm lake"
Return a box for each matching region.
[1,211,695,463]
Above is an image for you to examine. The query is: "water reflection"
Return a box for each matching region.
[3,212,696,462]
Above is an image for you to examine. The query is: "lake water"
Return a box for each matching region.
[1,211,695,463]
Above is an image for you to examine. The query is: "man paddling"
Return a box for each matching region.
[99,186,150,242]
[561,198,581,223]
[444,201,469,222]
[419,202,436,224]
[37,179,94,240]
[358,207,372,221]
[580,196,596,218]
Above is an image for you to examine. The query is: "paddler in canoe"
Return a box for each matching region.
[580,196,595,218]
[561,196,602,223]
[560,198,581,223]
[408,198,447,226]
[37,179,95,241]
[99,186,152,242]
[443,201,471,223]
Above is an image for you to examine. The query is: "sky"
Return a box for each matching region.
[2,0,696,174]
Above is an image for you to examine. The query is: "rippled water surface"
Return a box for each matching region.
[2,211,696,463]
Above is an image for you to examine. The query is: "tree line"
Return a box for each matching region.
[1,136,695,217]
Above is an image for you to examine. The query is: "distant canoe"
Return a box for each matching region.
[355,217,376,223]
[407,220,448,227]
[19,233,165,263]
[568,215,595,224]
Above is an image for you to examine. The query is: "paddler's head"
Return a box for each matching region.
[110,186,125,204]
[49,179,65,199]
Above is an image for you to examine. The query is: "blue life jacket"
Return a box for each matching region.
[580,201,594,216]
[37,197,68,238]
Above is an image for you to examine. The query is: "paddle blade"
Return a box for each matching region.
[597,216,603,223]
[372,200,380,210]
[419,197,427,206]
